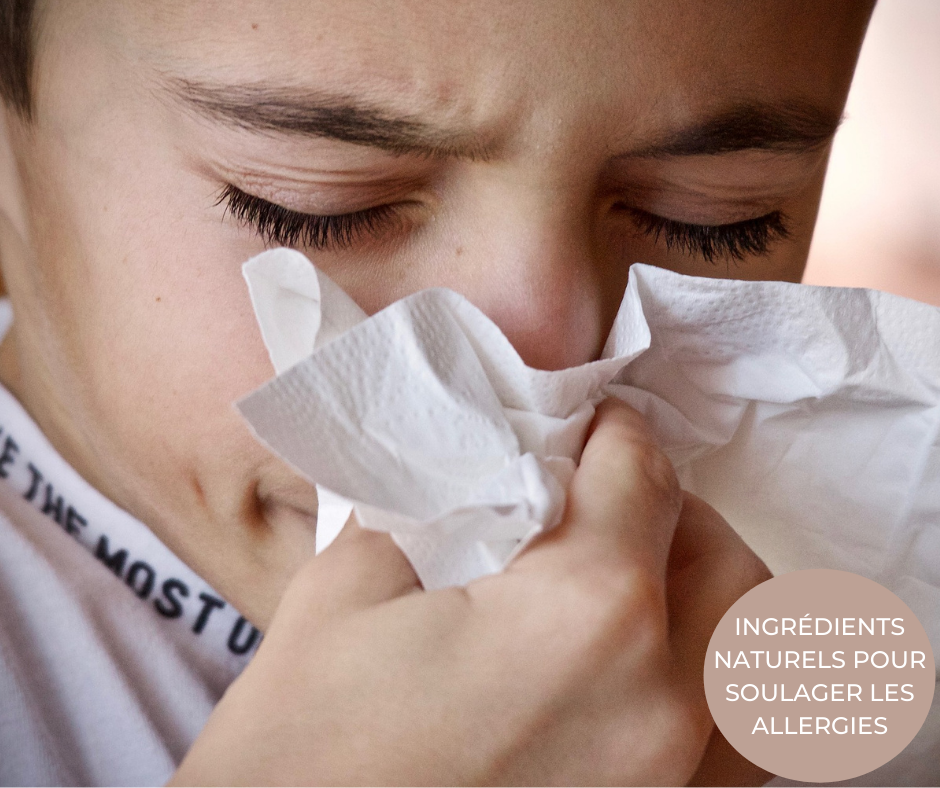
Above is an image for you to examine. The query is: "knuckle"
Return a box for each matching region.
[583,418,681,516]
[705,546,772,624]
[730,542,773,595]
[603,692,710,783]
[559,566,667,657]
[631,440,682,515]
[747,547,773,584]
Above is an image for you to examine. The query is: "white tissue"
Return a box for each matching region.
[239,249,645,588]
[237,249,940,670]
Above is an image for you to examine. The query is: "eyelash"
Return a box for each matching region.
[217,184,399,250]
[220,183,790,263]
[626,207,791,263]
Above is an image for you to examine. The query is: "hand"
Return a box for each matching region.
[171,400,770,786]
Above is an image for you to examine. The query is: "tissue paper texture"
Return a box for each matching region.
[239,249,648,589]
[237,249,939,671]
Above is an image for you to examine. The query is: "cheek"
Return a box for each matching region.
[84,228,273,474]
[21,129,275,493]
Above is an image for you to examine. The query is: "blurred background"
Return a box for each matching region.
[805,0,940,306]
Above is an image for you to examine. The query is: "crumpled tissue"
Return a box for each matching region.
[237,248,940,671]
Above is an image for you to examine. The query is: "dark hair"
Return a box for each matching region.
[0,0,35,116]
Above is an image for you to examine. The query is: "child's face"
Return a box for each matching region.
[0,0,871,625]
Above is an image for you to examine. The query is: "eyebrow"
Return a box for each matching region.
[165,77,493,159]
[166,77,841,160]
[630,101,843,158]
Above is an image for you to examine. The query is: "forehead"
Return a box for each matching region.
[43,0,869,142]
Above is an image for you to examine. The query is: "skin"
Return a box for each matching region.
[173,401,772,785]
[0,0,873,782]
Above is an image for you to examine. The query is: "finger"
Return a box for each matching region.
[666,492,771,682]
[276,515,422,628]
[518,398,683,583]
[665,494,771,785]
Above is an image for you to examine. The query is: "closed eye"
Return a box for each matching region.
[220,182,791,263]
[217,184,401,250]
[624,206,791,263]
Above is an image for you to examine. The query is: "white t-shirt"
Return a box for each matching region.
[0,305,257,785]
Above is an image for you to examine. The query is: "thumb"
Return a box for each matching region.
[276,515,422,627]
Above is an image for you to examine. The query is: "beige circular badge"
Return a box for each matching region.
[704,569,935,783]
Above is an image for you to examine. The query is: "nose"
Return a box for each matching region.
[418,182,622,371]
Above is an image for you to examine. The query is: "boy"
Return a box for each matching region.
[0,1,877,784]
